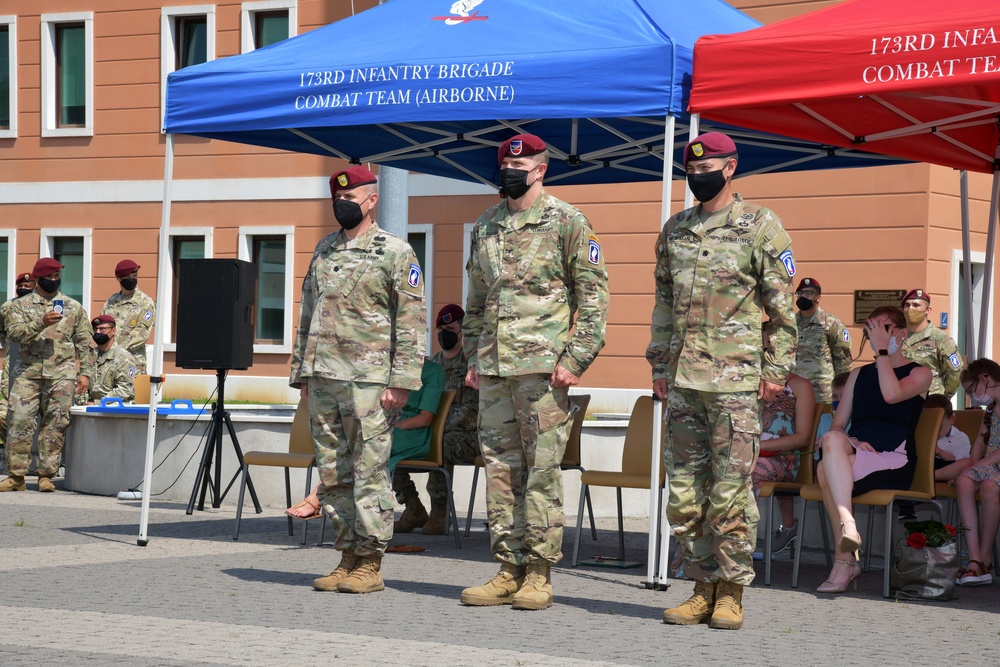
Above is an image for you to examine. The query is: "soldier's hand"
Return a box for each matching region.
[465,366,480,390]
[381,387,410,410]
[758,379,784,402]
[652,379,669,401]
[77,375,90,395]
[550,365,580,388]
[43,310,63,326]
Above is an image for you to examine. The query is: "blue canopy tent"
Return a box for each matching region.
[141,0,901,560]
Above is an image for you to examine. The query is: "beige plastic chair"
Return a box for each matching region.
[233,398,316,543]
[571,395,664,567]
[791,407,945,598]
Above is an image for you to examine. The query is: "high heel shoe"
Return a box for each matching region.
[816,559,862,593]
[838,519,862,554]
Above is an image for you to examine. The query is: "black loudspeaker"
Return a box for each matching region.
[176,259,255,370]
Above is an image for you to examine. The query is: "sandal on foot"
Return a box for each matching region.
[286,497,322,520]
[956,560,992,586]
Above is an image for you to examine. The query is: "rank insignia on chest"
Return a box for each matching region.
[779,249,796,277]
[143,310,153,321]
[588,236,601,265]
[843,329,851,343]
[408,263,422,288]
[949,353,961,368]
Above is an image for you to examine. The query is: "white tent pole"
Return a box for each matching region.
[684,114,700,210]
[977,171,1000,360]
[660,115,675,225]
[960,171,976,358]
[138,132,175,546]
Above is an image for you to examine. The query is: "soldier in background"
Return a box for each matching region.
[0,258,95,492]
[102,259,155,375]
[649,132,796,630]
[290,165,426,595]
[76,315,137,405]
[461,133,609,611]
[392,303,479,536]
[900,288,962,399]
[0,273,36,452]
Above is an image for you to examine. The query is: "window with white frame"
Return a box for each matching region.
[161,6,215,130]
[0,16,17,138]
[40,12,94,137]
[164,229,213,349]
[238,226,293,352]
[241,1,296,53]
[40,229,92,310]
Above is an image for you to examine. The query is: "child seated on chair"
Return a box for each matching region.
[924,394,973,482]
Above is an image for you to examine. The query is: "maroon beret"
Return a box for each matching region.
[32,257,64,279]
[15,272,34,285]
[796,277,821,294]
[329,166,377,197]
[684,131,738,167]
[115,259,140,279]
[435,304,465,327]
[498,133,547,165]
[902,289,931,305]
[92,314,116,328]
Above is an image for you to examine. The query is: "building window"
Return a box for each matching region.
[0,17,16,137]
[170,236,207,343]
[238,226,292,353]
[40,12,94,137]
[241,1,296,53]
[40,229,92,311]
[161,6,216,130]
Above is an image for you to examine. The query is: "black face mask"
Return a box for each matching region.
[437,329,460,351]
[333,195,370,230]
[93,333,110,346]
[38,277,61,294]
[796,296,815,311]
[120,277,138,291]
[15,287,32,298]
[686,169,728,203]
[499,168,533,200]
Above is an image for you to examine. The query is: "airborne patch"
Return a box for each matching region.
[949,353,961,369]
[588,235,601,265]
[337,174,349,187]
[408,263,422,288]
[129,366,136,379]
[510,139,523,156]
[143,310,153,321]
[691,143,704,158]
[779,249,796,277]
[843,329,851,343]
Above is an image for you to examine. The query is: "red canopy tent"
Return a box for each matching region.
[689,0,1000,357]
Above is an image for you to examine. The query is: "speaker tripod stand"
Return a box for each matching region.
[186,369,261,515]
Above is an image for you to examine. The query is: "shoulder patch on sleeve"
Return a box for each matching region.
[143,310,153,321]
[778,249,796,277]
[129,366,136,379]
[843,329,851,343]
[949,353,961,368]
[407,264,422,288]
[588,235,601,265]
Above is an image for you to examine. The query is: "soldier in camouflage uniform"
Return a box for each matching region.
[76,314,137,405]
[461,134,609,611]
[392,304,479,536]
[648,132,796,630]
[0,273,36,450]
[900,289,962,399]
[0,258,96,492]
[102,258,155,375]
[290,165,426,595]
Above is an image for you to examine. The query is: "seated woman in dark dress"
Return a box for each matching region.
[814,306,931,593]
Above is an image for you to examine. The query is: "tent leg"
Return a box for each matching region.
[977,170,1000,359]
[683,114,700,210]
[960,171,976,357]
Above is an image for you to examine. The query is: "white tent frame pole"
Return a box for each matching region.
[960,171,976,358]
[684,114,699,210]
[978,170,1000,359]
[660,115,674,224]
[138,132,174,546]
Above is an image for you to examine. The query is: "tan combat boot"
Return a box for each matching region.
[37,477,56,493]
[661,580,716,625]
[337,553,385,594]
[460,562,526,606]
[312,550,359,591]
[510,561,553,610]
[421,505,447,535]
[709,580,745,630]
[393,497,428,533]
[0,476,26,492]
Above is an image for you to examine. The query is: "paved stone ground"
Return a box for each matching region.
[1,478,998,666]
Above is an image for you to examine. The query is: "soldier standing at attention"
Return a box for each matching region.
[77,315,137,404]
[900,289,962,399]
[291,166,426,594]
[0,258,95,492]
[102,259,155,375]
[648,132,797,630]
[461,133,609,611]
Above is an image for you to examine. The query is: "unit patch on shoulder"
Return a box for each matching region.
[129,366,136,379]
[143,310,153,321]
[408,263,422,288]
[779,249,796,277]
[843,329,851,343]
[949,353,961,369]
[588,235,601,265]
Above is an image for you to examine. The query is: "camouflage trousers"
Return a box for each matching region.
[308,377,394,557]
[666,387,760,586]
[392,429,479,507]
[479,373,573,566]
[6,375,75,478]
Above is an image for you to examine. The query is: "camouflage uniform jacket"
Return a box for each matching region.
[5,290,96,380]
[290,221,426,391]
[430,349,478,435]
[464,191,609,377]
[903,324,962,398]
[795,306,853,402]
[89,342,138,402]
[647,194,797,392]
[102,288,156,360]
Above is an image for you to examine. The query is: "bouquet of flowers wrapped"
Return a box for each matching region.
[903,520,958,549]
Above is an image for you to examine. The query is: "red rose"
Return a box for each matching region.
[907,532,928,549]
[946,524,957,538]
